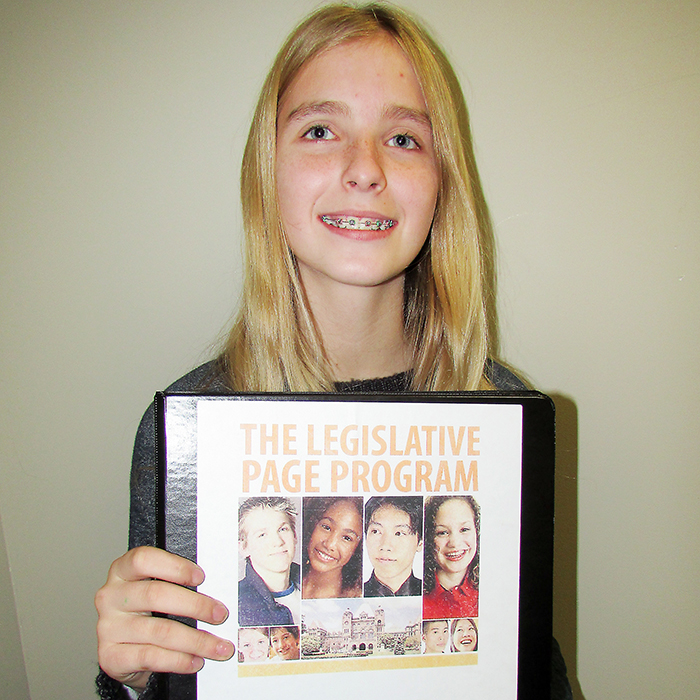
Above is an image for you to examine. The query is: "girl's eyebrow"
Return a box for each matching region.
[436,519,470,529]
[382,104,432,132]
[285,100,350,122]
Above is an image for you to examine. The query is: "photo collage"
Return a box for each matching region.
[236,495,480,664]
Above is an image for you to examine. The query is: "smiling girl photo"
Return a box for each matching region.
[302,497,363,599]
[422,495,480,619]
[450,618,478,653]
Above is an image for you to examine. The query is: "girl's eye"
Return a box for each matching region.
[460,526,471,533]
[303,125,334,140]
[435,529,447,538]
[388,133,418,150]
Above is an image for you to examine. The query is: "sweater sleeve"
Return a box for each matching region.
[128,403,158,549]
[95,667,161,700]
[129,360,231,549]
[487,360,529,390]
[94,403,165,699]
[96,362,228,699]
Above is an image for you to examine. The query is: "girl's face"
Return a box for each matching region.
[238,628,270,662]
[307,500,362,574]
[276,34,439,297]
[433,499,477,579]
[452,619,477,652]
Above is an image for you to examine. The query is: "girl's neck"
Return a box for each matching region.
[302,274,411,381]
[437,568,468,590]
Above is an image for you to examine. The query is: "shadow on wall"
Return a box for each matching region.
[0,514,31,700]
[550,393,585,700]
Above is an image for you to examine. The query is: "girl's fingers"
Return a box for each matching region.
[111,577,229,625]
[110,546,205,588]
[113,643,206,676]
[101,613,234,661]
[95,546,235,684]
[98,626,233,687]
[99,643,205,689]
[95,546,229,626]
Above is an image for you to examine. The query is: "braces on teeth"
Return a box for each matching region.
[322,215,395,231]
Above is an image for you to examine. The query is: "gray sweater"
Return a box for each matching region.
[96,360,572,700]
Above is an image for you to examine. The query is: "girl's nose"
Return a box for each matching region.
[324,531,338,551]
[343,139,386,192]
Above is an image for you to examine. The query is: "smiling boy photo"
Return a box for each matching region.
[270,626,300,661]
[238,497,301,625]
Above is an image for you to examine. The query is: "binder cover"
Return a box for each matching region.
[156,391,555,700]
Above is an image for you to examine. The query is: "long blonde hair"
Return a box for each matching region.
[221,3,496,392]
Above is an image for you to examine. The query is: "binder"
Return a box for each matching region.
[157,391,555,699]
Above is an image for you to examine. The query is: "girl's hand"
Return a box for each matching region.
[95,546,235,691]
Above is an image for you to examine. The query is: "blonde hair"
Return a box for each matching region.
[221,3,496,391]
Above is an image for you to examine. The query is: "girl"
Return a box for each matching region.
[237,628,270,664]
[302,497,363,599]
[422,495,480,619]
[451,618,478,653]
[95,4,545,698]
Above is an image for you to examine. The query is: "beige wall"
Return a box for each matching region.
[1,1,698,698]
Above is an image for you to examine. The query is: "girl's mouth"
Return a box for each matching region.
[444,549,468,561]
[321,215,395,231]
[313,548,338,563]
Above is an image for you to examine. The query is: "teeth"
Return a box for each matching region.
[445,550,466,560]
[322,215,395,231]
[315,549,336,562]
